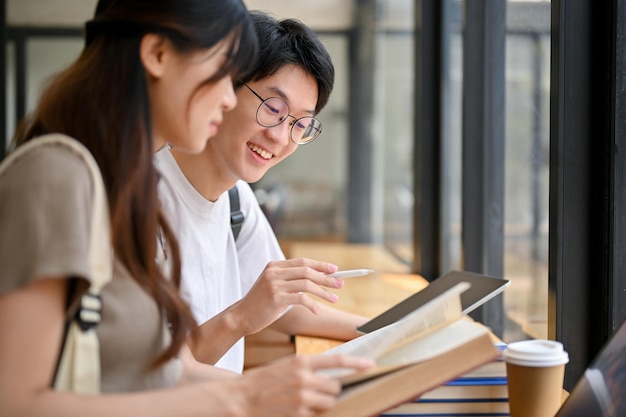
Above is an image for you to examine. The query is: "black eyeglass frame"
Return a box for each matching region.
[241,83,322,145]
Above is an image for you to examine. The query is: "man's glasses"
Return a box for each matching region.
[242,83,322,144]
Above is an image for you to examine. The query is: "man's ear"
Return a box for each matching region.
[140,33,169,79]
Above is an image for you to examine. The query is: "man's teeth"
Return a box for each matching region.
[249,144,273,160]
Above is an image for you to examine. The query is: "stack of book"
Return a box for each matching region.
[380,343,510,416]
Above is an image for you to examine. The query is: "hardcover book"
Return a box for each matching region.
[314,283,501,417]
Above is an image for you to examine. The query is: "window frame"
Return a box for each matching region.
[549,0,626,389]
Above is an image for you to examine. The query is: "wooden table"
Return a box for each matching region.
[285,241,412,274]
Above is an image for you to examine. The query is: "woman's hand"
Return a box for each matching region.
[232,354,374,417]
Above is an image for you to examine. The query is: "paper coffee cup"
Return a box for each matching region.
[503,340,569,417]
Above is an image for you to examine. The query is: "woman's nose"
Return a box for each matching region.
[221,76,237,111]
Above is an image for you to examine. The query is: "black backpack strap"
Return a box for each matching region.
[228,185,245,241]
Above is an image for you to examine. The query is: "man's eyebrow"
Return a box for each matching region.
[267,85,316,115]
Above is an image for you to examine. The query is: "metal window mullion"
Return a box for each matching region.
[347,0,376,243]
[15,32,26,125]
[413,0,446,280]
[0,0,5,156]
[461,0,506,336]
[609,0,626,332]
[549,0,622,391]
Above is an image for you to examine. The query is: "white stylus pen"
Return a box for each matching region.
[329,269,375,278]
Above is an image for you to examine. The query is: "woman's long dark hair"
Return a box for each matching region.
[14,0,258,366]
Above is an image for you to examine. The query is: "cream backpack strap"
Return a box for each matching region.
[0,134,112,393]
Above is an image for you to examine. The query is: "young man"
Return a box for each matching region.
[155,11,368,372]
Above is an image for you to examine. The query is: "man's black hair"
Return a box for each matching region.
[243,11,335,114]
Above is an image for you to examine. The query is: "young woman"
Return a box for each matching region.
[0,1,372,416]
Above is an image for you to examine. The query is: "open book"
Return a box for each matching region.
[315,282,501,417]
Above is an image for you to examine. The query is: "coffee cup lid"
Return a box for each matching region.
[503,339,569,367]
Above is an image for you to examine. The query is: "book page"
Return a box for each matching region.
[317,282,469,377]
[376,317,488,366]
[334,319,491,386]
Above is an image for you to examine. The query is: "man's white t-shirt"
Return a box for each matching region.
[154,148,285,372]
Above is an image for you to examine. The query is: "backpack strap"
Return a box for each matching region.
[228,185,245,241]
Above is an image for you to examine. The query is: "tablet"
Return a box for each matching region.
[356,270,510,333]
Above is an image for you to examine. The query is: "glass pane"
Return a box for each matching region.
[6,41,15,147]
[379,1,415,262]
[503,0,551,341]
[5,37,82,148]
[257,1,417,255]
[441,0,464,272]
[438,0,551,341]
[26,38,83,112]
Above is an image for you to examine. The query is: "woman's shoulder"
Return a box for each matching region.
[8,134,88,179]
[0,134,97,296]
[2,134,94,193]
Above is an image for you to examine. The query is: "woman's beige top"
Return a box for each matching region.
[0,141,182,392]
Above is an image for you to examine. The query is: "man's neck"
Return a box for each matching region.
[169,148,234,202]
